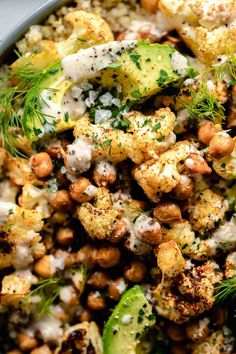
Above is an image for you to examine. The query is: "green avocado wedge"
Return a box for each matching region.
[103,285,156,354]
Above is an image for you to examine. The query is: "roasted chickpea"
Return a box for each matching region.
[166,323,186,342]
[93,161,116,187]
[30,345,52,354]
[87,291,106,310]
[211,307,228,327]
[78,309,93,322]
[50,190,74,211]
[208,132,234,158]
[87,271,110,288]
[185,153,212,174]
[141,0,159,13]
[56,227,74,246]
[186,318,210,342]
[56,169,68,187]
[34,255,54,278]
[110,219,128,243]
[18,332,38,351]
[131,200,149,210]
[76,244,97,269]
[198,121,221,145]
[134,215,162,245]
[108,277,126,301]
[7,350,22,354]
[30,152,53,178]
[153,201,182,223]
[172,175,194,200]
[95,246,121,268]
[124,260,147,283]
[69,177,97,203]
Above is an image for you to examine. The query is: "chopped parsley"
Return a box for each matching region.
[102,139,112,147]
[131,89,141,100]
[186,67,199,78]
[130,53,142,70]
[156,69,169,87]
[151,122,161,132]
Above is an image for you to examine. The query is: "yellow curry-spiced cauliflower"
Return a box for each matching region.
[0,1,236,353]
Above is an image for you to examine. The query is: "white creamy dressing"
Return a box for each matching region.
[12,245,33,269]
[133,214,161,240]
[171,52,188,76]
[123,216,151,255]
[61,40,137,83]
[0,202,16,227]
[95,160,116,178]
[0,180,18,203]
[15,270,38,285]
[206,215,236,255]
[50,251,68,274]
[59,285,75,304]
[115,278,127,294]
[66,138,94,181]
[32,315,63,342]
[121,314,133,325]
[83,185,98,198]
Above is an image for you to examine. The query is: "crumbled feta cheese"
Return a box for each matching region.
[171,52,188,75]
[95,109,112,124]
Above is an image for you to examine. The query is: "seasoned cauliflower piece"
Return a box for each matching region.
[133,140,194,202]
[211,137,236,180]
[205,216,236,255]
[55,321,103,354]
[20,183,54,218]
[77,188,122,240]
[126,108,176,164]
[57,11,114,57]
[188,189,228,235]
[225,252,236,279]
[0,272,31,308]
[153,262,221,323]
[159,0,236,63]
[4,155,36,186]
[157,240,185,278]
[0,180,19,203]
[191,330,233,354]
[162,220,208,260]
[0,204,44,269]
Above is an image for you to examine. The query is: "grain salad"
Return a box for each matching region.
[0,0,236,353]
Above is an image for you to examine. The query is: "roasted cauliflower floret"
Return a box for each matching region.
[188,189,228,235]
[57,10,114,57]
[0,272,32,308]
[133,140,194,202]
[77,188,122,240]
[0,203,44,269]
[211,137,236,180]
[126,108,176,164]
[225,252,236,279]
[55,321,103,354]
[153,262,221,323]
[191,330,233,354]
[159,0,236,63]
[20,183,54,218]
[4,155,36,186]
[162,220,208,260]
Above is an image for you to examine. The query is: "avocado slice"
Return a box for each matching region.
[103,285,156,354]
[22,61,76,142]
[99,42,182,101]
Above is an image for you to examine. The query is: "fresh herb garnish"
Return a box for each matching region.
[156,69,169,87]
[151,122,161,132]
[131,89,141,100]
[186,67,199,78]
[130,53,141,70]
[102,139,112,147]
[215,277,236,305]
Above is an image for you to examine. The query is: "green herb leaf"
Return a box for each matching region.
[186,67,199,78]
[131,90,141,100]
[156,69,169,86]
[215,277,236,304]
[106,62,122,69]
[102,139,112,147]
[130,53,141,70]
[151,122,161,132]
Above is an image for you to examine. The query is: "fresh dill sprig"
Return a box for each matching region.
[214,277,236,305]
[25,277,63,316]
[183,83,225,123]
[0,60,60,156]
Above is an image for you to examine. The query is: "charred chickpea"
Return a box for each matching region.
[18,332,38,351]
[69,177,97,203]
[95,246,121,268]
[87,291,106,310]
[110,219,128,243]
[30,345,52,354]
[51,211,68,224]
[208,132,234,158]
[124,260,147,283]
[172,175,194,200]
[30,152,53,178]
[87,271,110,289]
[211,307,228,327]
[56,227,74,246]
[93,161,116,187]
[78,309,93,322]
[166,323,186,342]
[76,244,97,269]
[34,255,54,278]
[108,277,126,301]
[198,121,221,145]
[184,153,212,174]
[153,201,182,223]
[186,319,210,343]
[50,190,74,211]
[141,0,159,13]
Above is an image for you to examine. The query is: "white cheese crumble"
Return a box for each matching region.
[95,109,112,124]
[59,285,75,304]
[62,40,137,83]
[33,315,63,342]
[171,52,188,76]
[0,202,16,227]
[95,160,116,178]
